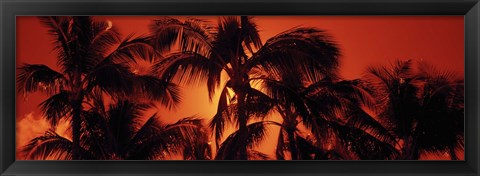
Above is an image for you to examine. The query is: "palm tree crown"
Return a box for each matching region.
[149,16,340,159]
[22,99,209,160]
[17,16,179,159]
[365,60,464,159]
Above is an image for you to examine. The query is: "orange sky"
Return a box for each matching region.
[16,16,464,160]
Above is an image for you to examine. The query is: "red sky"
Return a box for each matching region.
[16,16,464,160]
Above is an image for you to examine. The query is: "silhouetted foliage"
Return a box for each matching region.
[364,60,464,159]
[18,16,464,160]
[17,16,179,160]
[150,16,340,160]
[22,99,209,160]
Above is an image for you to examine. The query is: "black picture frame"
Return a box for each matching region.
[1,0,479,175]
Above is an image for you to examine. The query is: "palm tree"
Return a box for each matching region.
[260,71,398,160]
[251,65,334,160]
[22,98,209,160]
[17,16,178,159]
[312,78,404,160]
[239,49,398,160]
[365,60,464,160]
[149,16,340,159]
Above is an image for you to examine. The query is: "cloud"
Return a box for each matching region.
[16,112,71,159]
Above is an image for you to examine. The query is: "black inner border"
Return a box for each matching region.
[1,0,479,175]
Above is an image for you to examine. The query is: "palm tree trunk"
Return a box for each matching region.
[401,136,419,160]
[236,90,248,160]
[71,66,83,160]
[401,136,411,160]
[72,98,82,160]
[287,130,298,160]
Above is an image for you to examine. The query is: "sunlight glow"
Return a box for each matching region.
[106,20,113,31]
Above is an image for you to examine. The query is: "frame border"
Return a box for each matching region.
[1,0,479,175]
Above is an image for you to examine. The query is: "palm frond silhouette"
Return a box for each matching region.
[17,16,179,159]
[364,60,464,159]
[22,99,209,160]
[18,16,464,160]
[150,16,340,159]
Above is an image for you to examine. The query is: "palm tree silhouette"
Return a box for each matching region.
[316,79,402,160]
[17,16,178,159]
[214,121,277,160]
[18,16,461,161]
[22,99,208,160]
[365,60,464,159]
[252,65,334,160]
[260,66,398,160]
[149,16,340,159]
[270,78,396,159]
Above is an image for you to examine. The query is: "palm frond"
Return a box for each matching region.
[259,78,311,119]
[17,64,66,96]
[330,80,377,109]
[366,65,396,91]
[134,75,182,110]
[37,16,73,72]
[84,87,106,116]
[366,60,414,93]
[215,121,277,160]
[125,114,165,159]
[247,27,340,82]
[150,17,214,57]
[126,115,204,160]
[365,60,421,137]
[343,107,397,146]
[183,127,212,160]
[153,52,222,91]
[415,78,464,155]
[392,59,414,78]
[302,83,353,145]
[180,18,216,56]
[209,85,231,148]
[214,16,247,63]
[240,16,262,55]
[22,130,73,160]
[90,20,122,57]
[39,91,72,127]
[294,135,346,160]
[83,21,122,72]
[106,34,159,63]
[206,62,224,101]
[333,124,400,160]
[305,79,395,145]
[183,141,212,160]
[60,17,99,74]
[245,87,277,119]
[248,150,273,160]
[87,60,135,98]
[301,110,333,149]
[160,117,205,148]
[107,100,151,146]
[80,109,111,159]
[174,118,211,160]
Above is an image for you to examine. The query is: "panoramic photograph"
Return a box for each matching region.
[16,16,464,160]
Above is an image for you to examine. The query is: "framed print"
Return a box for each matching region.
[1,0,479,175]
